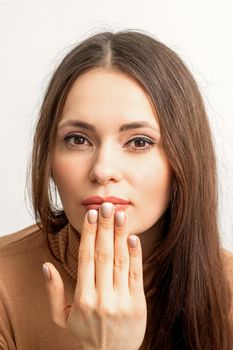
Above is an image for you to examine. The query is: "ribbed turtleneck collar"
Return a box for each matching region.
[47,222,157,299]
[47,223,80,281]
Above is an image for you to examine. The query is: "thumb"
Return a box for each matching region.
[42,262,70,329]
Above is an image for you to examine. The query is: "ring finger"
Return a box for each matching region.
[113,210,129,293]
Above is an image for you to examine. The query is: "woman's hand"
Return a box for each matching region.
[43,202,147,350]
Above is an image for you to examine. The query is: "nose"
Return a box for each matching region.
[88,142,122,185]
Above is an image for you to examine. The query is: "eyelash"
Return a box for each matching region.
[62,133,157,153]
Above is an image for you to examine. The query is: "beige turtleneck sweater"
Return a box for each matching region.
[0,223,233,349]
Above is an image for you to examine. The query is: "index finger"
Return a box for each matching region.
[75,209,98,298]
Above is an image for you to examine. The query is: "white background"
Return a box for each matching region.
[0,0,232,252]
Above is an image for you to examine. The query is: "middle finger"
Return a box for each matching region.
[95,202,115,294]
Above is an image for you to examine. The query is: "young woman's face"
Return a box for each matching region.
[53,68,172,237]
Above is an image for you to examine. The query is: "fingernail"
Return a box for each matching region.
[101,202,113,218]
[43,264,51,281]
[128,235,138,248]
[115,211,125,226]
[87,209,98,224]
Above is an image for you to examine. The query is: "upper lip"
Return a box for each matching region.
[82,196,131,205]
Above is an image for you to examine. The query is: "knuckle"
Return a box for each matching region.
[119,307,130,318]
[114,226,125,236]
[75,296,95,316]
[129,248,140,257]
[78,249,93,263]
[129,267,141,281]
[47,283,63,295]
[133,306,147,319]
[95,249,113,264]
[99,217,112,229]
[114,254,128,270]
[85,223,96,234]
[97,303,116,317]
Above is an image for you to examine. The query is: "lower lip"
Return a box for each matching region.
[83,204,130,211]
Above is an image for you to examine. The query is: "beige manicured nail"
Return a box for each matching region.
[100,202,114,218]
[115,211,125,226]
[42,264,51,281]
[128,235,138,248]
[87,209,98,224]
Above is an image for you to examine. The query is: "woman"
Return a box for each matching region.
[0,29,233,349]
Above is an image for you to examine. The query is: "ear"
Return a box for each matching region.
[50,168,55,182]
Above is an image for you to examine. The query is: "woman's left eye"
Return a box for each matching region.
[62,134,157,153]
[126,137,157,152]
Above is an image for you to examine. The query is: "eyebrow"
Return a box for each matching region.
[58,119,160,133]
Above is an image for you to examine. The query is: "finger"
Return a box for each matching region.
[75,209,98,297]
[113,210,129,293]
[42,262,70,329]
[95,202,115,294]
[127,236,144,298]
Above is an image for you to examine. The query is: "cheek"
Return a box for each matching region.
[52,155,86,196]
[130,156,172,233]
[136,155,172,210]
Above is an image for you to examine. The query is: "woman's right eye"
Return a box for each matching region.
[63,134,91,149]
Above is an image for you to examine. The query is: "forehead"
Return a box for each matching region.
[61,68,160,127]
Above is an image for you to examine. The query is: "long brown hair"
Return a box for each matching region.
[29,29,233,349]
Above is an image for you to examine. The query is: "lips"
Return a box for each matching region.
[82,196,130,205]
[82,196,131,211]
[83,203,130,211]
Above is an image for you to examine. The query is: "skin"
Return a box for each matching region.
[43,68,173,349]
